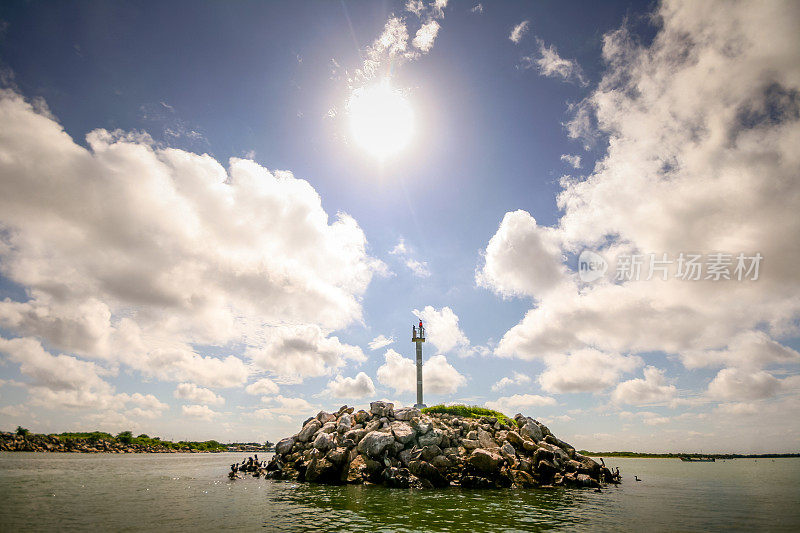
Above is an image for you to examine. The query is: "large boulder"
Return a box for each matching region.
[313,432,335,452]
[477,429,497,449]
[316,411,337,424]
[343,428,368,444]
[520,421,543,442]
[468,448,502,474]
[321,422,337,434]
[305,457,339,483]
[390,422,416,444]
[418,428,443,447]
[336,414,353,433]
[393,407,421,421]
[370,401,394,418]
[409,460,449,488]
[298,419,322,442]
[357,431,395,458]
[275,437,294,456]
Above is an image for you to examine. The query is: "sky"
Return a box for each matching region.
[0,0,798,453]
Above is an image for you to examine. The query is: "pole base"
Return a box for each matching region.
[414,403,427,409]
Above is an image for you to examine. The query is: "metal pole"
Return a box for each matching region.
[415,340,423,407]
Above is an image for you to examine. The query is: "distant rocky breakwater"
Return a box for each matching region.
[251,402,618,489]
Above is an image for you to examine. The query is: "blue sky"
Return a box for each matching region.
[1,0,799,453]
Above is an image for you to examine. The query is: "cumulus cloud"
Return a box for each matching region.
[485,393,556,415]
[0,89,382,398]
[181,404,220,421]
[491,371,531,391]
[538,349,641,393]
[324,372,376,399]
[520,38,587,85]
[405,258,432,278]
[368,334,395,351]
[481,0,800,411]
[174,382,225,406]
[376,349,466,395]
[244,378,279,396]
[612,366,677,405]
[413,306,471,355]
[389,237,432,277]
[476,210,567,300]
[707,368,783,401]
[257,395,316,419]
[246,324,365,380]
[509,20,529,44]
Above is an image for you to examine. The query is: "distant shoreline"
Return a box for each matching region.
[1,430,272,454]
[581,451,800,459]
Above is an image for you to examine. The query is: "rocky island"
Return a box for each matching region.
[248,402,619,489]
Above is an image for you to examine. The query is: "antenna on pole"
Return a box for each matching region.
[412,320,426,409]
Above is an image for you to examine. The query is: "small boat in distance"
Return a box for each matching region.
[679,456,715,462]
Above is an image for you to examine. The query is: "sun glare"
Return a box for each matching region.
[347,81,414,159]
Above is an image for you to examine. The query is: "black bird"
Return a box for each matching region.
[634,476,642,482]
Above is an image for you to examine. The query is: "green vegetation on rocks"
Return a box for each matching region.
[421,405,518,427]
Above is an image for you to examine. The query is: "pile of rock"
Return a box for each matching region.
[261,402,618,489]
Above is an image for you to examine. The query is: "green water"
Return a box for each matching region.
[0,452,798,531]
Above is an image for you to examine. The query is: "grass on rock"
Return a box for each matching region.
[421,404,519,427]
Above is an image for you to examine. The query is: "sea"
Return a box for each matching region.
[0,452,798,531]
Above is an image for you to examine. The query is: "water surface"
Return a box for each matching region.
[1,452,798,531]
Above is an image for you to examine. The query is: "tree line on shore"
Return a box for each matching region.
[2,426,273,453]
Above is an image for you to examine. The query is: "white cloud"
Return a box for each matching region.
[521,38,587,85]
[174,383,225,406]
[482,1,800,417]
[0,89,382,391]
[405,258,431,278]
[538,349,641,393]
[707,368,782,401]
[246,324,365,381]
[560,154,582,169]
[476,210,567,300]
[612,366,677,405]
[509,20,529,44]
[258,395,315,418]
[485,393,556,415]
[413,306,471,355]
[324,372,376,399]
[244,378,279,396]
[389,237,409,256]
[405,0,424,17]
[368,334,395,351]
[376,349,466,395]
[412,20,440,53]
[492,371,531,391]
[181,404,220,421]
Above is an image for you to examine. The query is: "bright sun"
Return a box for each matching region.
[348,81,414,158]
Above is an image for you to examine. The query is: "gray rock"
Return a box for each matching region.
[431,455,451,469]
[393,407,421,421]
[390,422,416,444]
[313,432,335,452]
[466,430,478,440]
[343,428,367,443]
[411,417,432,435]
[316,411,337,424]
[336,414,353,433]
[520,421,543,442]
[275,437,294,456]
[501,442,516,460]
[462,439,480,450]
[321,422,337,434]
[370,401,394,418]
[421,445,442,462]
[357,431,395,458]
[468,448,502,474]
[298,419,322,442]
[398,448,414,467]
[417,428,443,447]
[365,419,382,432]
[477,428,497,449]
[354,410,370,424]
